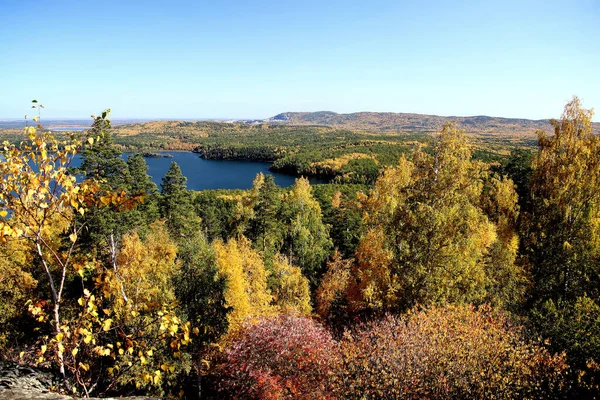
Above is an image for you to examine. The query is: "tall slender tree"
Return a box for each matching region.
[528,97,600,303]
[280,177,332,285]
[160,162,199,239]
[526,97,600,368]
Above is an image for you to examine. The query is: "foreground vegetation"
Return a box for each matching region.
[1,98,600,398]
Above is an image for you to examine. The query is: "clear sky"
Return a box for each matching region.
[0,0,598,120]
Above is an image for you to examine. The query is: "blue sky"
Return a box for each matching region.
[0,0,598,120]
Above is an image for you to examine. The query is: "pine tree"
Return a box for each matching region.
[160,162,199,239]
[125,154,160,230]
[76,113,153,254]
[247,174,283,258]
[78,112,131,190]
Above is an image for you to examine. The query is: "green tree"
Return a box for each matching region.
[78,111,131,190]
[280,177,332,285]
[160,162,199,239]
[173,231,229,347]
[193,191,237,241]
[312,184,365,258]
[246,174,283,263]
[124,154,160,232]
[497,148,534,214]
[77,114,159,255]
[349,124,524,313]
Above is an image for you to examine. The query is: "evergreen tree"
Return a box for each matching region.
[78,111,131,190]
[160,162,199,238]
[246,174,284,279]
[247,174,282,250]
[77,113,155,251]
[125,154,160,231]
[497,148,534,215]
[173,232,228,348]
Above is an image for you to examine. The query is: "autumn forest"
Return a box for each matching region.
[2,98,600,399]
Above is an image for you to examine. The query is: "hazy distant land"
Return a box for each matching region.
[2,111,598,139]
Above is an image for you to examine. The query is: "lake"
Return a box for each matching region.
[72,152,328,190]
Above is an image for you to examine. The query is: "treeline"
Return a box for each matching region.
[112,119,514,184]
[1,98,600,398]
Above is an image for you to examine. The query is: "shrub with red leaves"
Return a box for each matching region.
[218,314,340,399]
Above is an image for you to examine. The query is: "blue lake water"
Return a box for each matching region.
[72,152,328,190]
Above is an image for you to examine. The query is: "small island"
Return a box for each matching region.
[142,152,173,158]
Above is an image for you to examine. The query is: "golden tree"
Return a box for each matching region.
[0,107,192,396]
[349,123,524,312]
[214,236,273,331]
[527,97,600,369]
[271,255,311,315]
[0,107,104,377]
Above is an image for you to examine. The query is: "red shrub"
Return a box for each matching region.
[218,314,340,399]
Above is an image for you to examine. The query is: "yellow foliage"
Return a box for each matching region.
[214,236,273,330]
[0,239,37,346]
[358,156,414,225]
[315,250,353,318]
[271,255,311,315]
[351,228,395,311]
[348,123,520,312]
[312,152,377,174]
[106,221,178,317]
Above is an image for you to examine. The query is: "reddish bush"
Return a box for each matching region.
[337,304,569,399]
[218,314,340,399]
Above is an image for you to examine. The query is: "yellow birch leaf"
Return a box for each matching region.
[102,319,112,331]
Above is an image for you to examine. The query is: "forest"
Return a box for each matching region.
[1,97,600,399]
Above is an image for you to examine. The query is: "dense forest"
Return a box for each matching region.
[1,98,600,398]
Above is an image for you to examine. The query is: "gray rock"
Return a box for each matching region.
[0,361,162,399]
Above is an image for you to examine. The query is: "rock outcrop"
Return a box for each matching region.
[0,361,161,400]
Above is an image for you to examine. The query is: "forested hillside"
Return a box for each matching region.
[2,98,600,398]
[269,110,600,137]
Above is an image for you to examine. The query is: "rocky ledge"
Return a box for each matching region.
[0,361,160,400]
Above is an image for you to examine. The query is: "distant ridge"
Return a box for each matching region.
[2,111,598,140]
[265,111,600,138]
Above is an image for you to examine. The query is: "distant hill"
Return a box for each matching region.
[2,111,598,143]
[0,118,155,130]
[266,111,600,138]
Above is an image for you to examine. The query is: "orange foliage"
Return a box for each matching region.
[337,304,568,399]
